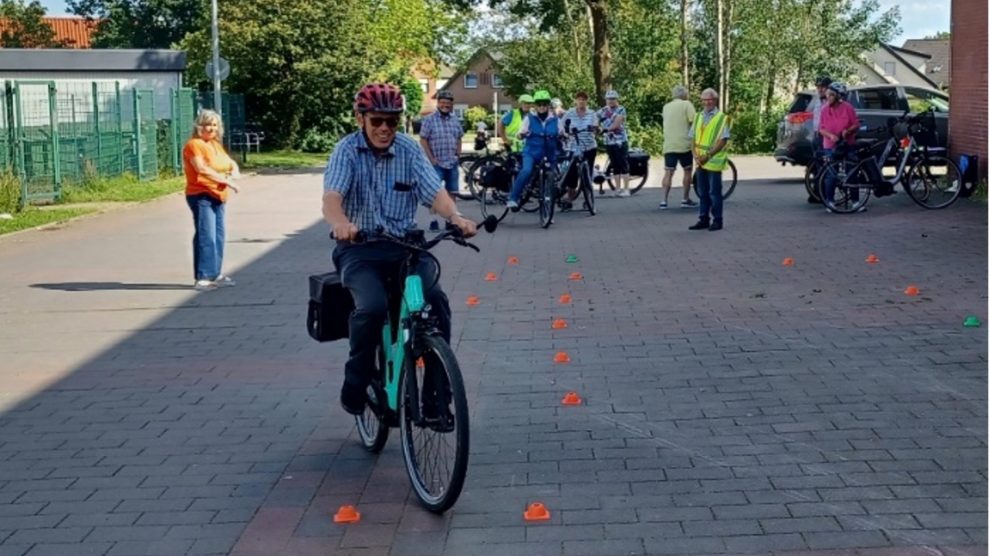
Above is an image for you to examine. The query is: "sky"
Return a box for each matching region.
[39,0,950,45]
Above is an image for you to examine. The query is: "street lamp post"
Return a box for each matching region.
[211,0,222,118]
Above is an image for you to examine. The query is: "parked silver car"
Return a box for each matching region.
[774,84,949,166]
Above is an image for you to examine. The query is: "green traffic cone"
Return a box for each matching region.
[565,255,579,263]
[963,316,981,327]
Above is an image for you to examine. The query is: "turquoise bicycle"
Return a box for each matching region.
[307,217,497,513]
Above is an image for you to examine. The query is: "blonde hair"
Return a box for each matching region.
[192,109,224,141]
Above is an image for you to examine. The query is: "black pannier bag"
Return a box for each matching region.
[480,161,512,192]
[627,149,650,176]
[307,272,354,342]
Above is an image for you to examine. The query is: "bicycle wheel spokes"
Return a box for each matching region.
[478,186,510,222]
[539,172,555,228]
[905,155,963,209]
[400,336,468,513]
[581,165,596,215]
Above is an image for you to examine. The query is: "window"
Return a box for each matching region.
[883,61,896,76]
[849,87,900,111]
[453,103,468,120]
[492,73,504,88]
[419,79,429,93]
[904,87,949,113]
[464,72,478,89]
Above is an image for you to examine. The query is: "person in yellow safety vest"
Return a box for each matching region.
[500,94,534,153]
[687,88,731,232]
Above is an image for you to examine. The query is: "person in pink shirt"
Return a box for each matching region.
[819,82,864,211]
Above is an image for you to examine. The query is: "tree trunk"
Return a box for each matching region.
[586,0,611,104]
[715,0,724,103]
[722,0,732,110]
[680,0,690,89]
[562,0,582,67]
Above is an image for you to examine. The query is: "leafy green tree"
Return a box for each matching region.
[67,0,205,48]
[0,0,65,47]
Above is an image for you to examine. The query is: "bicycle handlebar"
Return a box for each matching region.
[333,216,498,253]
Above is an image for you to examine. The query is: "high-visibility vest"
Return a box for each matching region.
[504,108,524,152]
[692,111,729,172]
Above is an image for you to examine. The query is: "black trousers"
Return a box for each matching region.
[332,241,452,389]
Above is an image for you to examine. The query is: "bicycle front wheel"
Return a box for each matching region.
[817,159,871,214]
[539,170,556,228]
[400,335,469,514]
[580,163,596,215]
[903,154,963,209]
[804,160,823,203]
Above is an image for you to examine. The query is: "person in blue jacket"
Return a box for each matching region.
[506,90,559,211]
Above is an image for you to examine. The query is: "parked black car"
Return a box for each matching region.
[774,84,949,166]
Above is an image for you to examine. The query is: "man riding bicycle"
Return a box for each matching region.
[506,90,560,211]
[322,83,478,415]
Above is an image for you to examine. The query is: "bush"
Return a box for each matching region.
[627,123,664,156]
[728,110,779,154]
[298,128,338,153]
[0,169,20,214]
[464,106,495,133]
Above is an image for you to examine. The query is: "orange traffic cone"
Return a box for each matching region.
[558,293,572,304]
[569,272,584,281]
[551,318,568,330]
[523,502,551,522]
[866,254,879,264]
[904,285,920,296]
[466,295,480,306]
[561,391,582,406]
[554,351,571,364]
[507,256,520,265]
[333,505,361,524]
[782,258,794,266]
[484,272,498,281]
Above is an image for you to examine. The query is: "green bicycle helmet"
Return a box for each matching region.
[533,90,552,103]
[518,94,535,103]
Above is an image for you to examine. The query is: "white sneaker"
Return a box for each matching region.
[194,279,217,291]
[215,275,236,287]
[506,199,519,211]
[617,190,630,198]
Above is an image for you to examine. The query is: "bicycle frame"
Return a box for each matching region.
[380,271,425,412]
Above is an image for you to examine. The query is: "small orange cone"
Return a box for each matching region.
[333,505,361,524]
[866,254,879,264]
[523,502,551,522]
[551,318,568,330]
[507,256,519,265]
[782,258,794,266]
[569,272,584,281]
[484,272,498,281]
[561,391,582,405]
[558,294,572,304]
[553,351,571,364]
[466,295,480,306]
[904,285,920,296]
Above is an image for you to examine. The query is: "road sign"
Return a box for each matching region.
[205,57,231,81]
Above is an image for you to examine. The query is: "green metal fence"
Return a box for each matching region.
[1,80,246,208]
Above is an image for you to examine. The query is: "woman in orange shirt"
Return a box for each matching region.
[183,110,240,291]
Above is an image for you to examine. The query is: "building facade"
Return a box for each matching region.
[949,0,987,180]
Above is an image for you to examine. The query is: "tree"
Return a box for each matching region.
[67,0,205,48]
[0,0,65,47]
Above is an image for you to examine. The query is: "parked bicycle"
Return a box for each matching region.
[691,158,739,201]
[815,111,962,213]
[307,217,498,513]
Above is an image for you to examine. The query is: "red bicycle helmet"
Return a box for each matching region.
[354,83,405,114]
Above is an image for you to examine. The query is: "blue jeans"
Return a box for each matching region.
[510,154,540,203]
[434,165,459,195]
[695,168,723,222]
[186,194,225,280]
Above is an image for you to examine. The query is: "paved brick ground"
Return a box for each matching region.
[0,158,985,555]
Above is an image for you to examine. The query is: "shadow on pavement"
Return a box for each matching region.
[31,282,192,291]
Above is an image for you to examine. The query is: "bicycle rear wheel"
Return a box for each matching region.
[355,348,389,453]
[692,160,737,200]
[804,159,823,203]
[817,159,871,214]
[539,170,556,228]
[400,335,469,513]
[903,154,963,209]
[604,161,649,194]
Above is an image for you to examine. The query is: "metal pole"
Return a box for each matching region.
[211,0,222,118]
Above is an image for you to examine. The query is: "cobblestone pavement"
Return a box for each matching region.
[0,158,985,555]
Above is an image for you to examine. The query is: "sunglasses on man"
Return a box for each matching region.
[367,115,401,129]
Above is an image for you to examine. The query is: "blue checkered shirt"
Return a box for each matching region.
[419,110,464,169]
[323,132,442,238]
